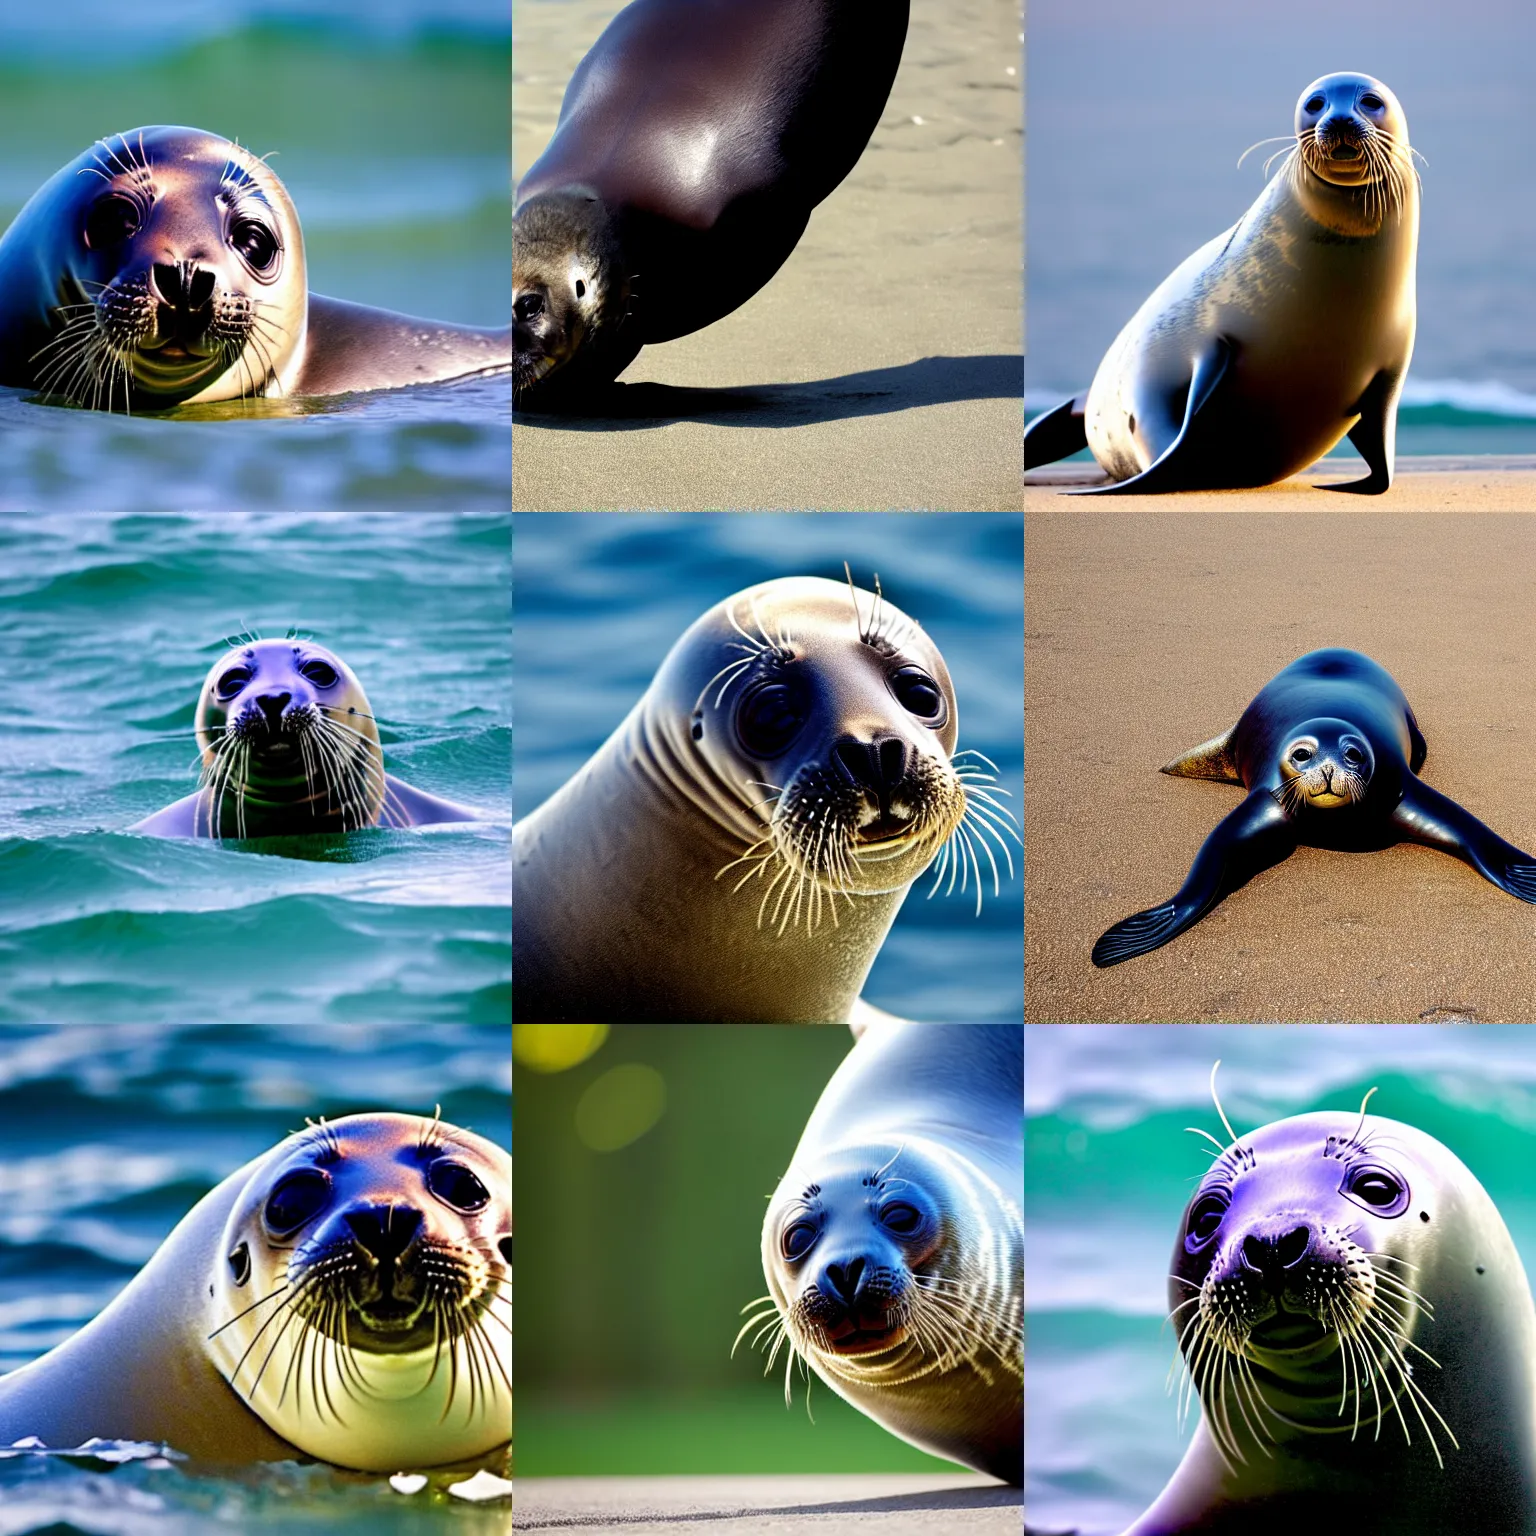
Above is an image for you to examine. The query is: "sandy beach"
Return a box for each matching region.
[1024,491,1536,1022]
[513,0,1022,511]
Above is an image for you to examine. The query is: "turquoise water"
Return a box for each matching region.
[0,513,511,1024]
[0,4,510,509]
[1028,0,1536,458]
[512,513,1024,1023]
[0,1020,511,1532]
[1025,1024,1536,1536]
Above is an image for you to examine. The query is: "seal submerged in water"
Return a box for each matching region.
[0,1111,512,1471]
[742,1022,1022,1483]
[1026,72,1419,494]
[512,572,1018,1022]
[1093,649,1536,967]
[0,127,511,412]
[131,635,481,838]
[1113,1068,1536,1535]
[512,0,909,409]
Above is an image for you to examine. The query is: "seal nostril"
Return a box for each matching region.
[832,738,877,789]
[255,691,291,729]
[1241,1235,1267,1273]
[344,1204,423,1264]
[877,737,907,789]
[187,267,215,309]
[1276,1225,1310,1269]
[152,263,182,305]
[825,1257,865,1303]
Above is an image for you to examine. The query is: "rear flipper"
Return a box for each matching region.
[1392,778,1536,901]
[1092,787,1296,966]
[1024,393,1088,469]
[1071,338,1232,497]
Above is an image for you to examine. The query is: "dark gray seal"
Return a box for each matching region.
[0,126,511,411]
[513,0,909,409]
[1094,648,1536,966]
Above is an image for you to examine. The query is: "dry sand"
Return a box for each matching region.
[1024,486,1536,1023]
[513,0,1023,511]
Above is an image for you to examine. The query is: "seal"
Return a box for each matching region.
[1117,1068,1536,1535]
[1093,648,1536,967]
[1025,73,1418,494]
[131,635,482,838]
[512,572,1018,1022]
[0,126,511,412]
[512,0,909,409]
[742,1022,1022,1483]
[0,1110,512,1471]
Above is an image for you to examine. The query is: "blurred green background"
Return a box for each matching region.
[512,1024,965,1476]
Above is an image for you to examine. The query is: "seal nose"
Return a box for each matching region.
[823,1256,866,1305]
[1240,1225,1311,1283]
[151,261,216,311]
[831,736,908,793]
[344,1204,422,1264]
[254,691,291,731]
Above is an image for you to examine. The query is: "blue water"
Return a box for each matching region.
[0,513,511,1024]
[1027,0,1536,459]
[511,513,1024,1023]
[0,1021,511,1533]
[1025,1024,1536,1536]
[0,2,510,509]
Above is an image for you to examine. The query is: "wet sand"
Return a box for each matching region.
[1024,498,1536,1023]
[513,0,1023,511]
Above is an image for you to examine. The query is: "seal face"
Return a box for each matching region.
[512,0,910,409]
[1093,648,1536,966]
[749,1024,1022,1484]
[131,635,482,838]
[1122,1090,1536,1535]
[0,126,511,411]
[206,1113,512,1471]
[512,574,1018,1023]
[1025,72,1419,494]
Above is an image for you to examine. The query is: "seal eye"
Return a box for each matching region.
[1305,94,1325,113]
[880,1202,923,1236]
[215,667,252,700]
[1343,1164,1409,1217]
[83,194,141,251]
[515,293,545,322]
[1291,746,1313,764]
[890,667,944,723]
[1343,744,1364,766]
[299,659,339,688]
[264,1168,332,1235]
[427,1160,491,1213]
[782,1219,817,1262]
[1185,1193,1229,1253]
[1360,94,1384,111]
[231,217,279,274]
[737,680,808,757]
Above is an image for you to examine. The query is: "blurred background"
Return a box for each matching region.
[0,1020,511,1533]
[513,1023,970,1475]
[0,0,510,509]
[0,512,511,1024]
[1025,1024,1536,1536]
[511,514,1024,1023]
[1029,0,1536,458]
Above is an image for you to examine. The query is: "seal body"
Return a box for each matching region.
[0,127,510,411]
[512,0,909,408]
[1124,1110,1536,1534]
[757,1023,1022,1483]
[513,575,1016,1023]
[131,637,481,838]
[0,1113,511,1471]
[1025,74,1418,494]
[1093,648,1536,966]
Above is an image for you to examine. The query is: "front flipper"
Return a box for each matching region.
[1092,787,1297,966]
[1071,338,1232,497]
[1392,778,1536,902]
[1318,368,1400,495]
[291,294,511,397]
[1024,392,1088,469]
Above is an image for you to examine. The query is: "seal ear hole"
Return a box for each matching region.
[690,710,704,742]
[575,278,587,299]
[227,1242,251,1287]
[498,1236,513,1267]
[1421,1211,1431,1223]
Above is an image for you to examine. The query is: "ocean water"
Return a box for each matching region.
[511,513,1024,1023]
[0,513,512,1024]
[0,1021,511,1534]
[0,2,510,510]
[1027,0,1536,460]
[1025,1024,1536,1536]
